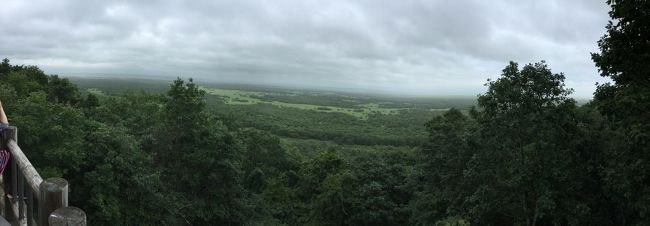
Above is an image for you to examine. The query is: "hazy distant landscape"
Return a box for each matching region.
[1,0,649,225]
[71,76,476,150]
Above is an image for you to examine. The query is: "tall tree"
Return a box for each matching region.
[151,78,247,225]
[0,58,10,76]
[46,75,80,104]
[410,108,476,225]
[591,0,650,224]
[297,149,357,225]
[472,62,580,225]
[73,123,170,225]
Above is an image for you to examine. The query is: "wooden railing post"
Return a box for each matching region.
[38,178,68,226]
[0,127,85,225]
[2,126,17,144]
[48,207,85,226]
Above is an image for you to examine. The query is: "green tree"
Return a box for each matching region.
[151,78,247,225]
[298,149,355,225]
[410,108,475,225]
[90,91,165,144]
[417,62,591,225]
[10,92,87,177]
[71,123,170,225]
[237,128,292,178]
[236,128,302,224]
[4,71,43,96]
[472,61,580,225]
[0,58,10,76]
[348,151,412,226]
[81,93,100,109]
[591,0,650,224]
[46,75,80,104]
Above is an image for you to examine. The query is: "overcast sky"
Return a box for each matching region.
[0,0,610,98]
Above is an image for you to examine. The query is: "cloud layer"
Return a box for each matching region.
[0,0,610,97]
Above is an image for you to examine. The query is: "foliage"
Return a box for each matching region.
[591,0,650,224]
[0,3,647,224]
[471,62,580,225]
[412,61,627,226]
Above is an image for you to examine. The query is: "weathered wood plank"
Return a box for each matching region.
[6,140,42,201]
[1,127,81,226]
[48,207,85,226]
[9,200,27,226]
[38,178,68,226]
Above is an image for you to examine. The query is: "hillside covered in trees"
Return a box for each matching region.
[0,0,649,225]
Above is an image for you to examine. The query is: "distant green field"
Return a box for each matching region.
[69,77,171,95]
[69,76,476,147]
[199,86,420,119]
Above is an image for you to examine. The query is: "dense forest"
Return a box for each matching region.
[0,0,649,225]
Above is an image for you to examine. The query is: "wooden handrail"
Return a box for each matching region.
[6,140,42,200]
[0,127,86,226]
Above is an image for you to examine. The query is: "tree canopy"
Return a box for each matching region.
[0,1,647,225]
[591,0,650,224]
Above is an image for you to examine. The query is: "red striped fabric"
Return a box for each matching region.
[0,149,9,174]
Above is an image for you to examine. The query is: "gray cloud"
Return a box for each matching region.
[0,0,610,97]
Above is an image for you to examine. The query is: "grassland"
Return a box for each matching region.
[70,76,476,149]
[199,86,413,119]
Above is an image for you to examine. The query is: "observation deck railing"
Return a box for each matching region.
[0,127,86,226]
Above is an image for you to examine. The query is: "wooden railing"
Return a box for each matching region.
[0,127,86,226]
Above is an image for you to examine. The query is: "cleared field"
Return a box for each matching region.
[70,77,475,110]
[85,88,107,96]
[199,86,445,119]
[71,76,475,146]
